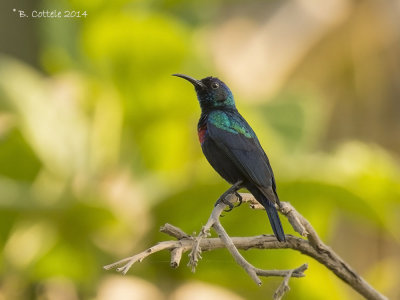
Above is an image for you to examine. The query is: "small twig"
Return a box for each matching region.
[160,223,190,240]
[103,241,178,274]
[170,247,184,268]
[274,268,294,300]
[187,196,229,271]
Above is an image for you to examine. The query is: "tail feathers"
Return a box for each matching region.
[264,200,286,242]
[249,186,286,242]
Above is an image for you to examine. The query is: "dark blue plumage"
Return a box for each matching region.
[173,74,285,242]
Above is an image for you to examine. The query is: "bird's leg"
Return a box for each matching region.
[215,180,243,212]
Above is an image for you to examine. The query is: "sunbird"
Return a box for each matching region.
[173,74,285,242]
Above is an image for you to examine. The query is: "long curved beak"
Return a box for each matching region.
[172,74,206,89]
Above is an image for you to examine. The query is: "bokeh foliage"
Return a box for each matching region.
[0,0,400,299]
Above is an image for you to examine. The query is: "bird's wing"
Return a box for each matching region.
[207,111,275,191]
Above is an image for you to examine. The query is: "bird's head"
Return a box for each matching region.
[173,74,235,111]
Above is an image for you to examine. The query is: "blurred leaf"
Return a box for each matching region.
[0,128,41,181]
[258,88,327,152]
[0,56,90,177]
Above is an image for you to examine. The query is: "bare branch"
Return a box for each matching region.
[104,193,388,300]
[104,228,308,280]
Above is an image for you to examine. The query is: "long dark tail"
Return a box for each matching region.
[248,186,286,242]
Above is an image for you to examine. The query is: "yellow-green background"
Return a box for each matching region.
[0,0,399,299]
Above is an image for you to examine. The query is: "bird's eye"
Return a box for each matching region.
[211,82,219,89]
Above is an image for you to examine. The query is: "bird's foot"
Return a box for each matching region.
[215,192,235,212]
[214,180,243,212]
[235,192,243,207]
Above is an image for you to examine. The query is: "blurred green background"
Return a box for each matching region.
[1,0,400,299]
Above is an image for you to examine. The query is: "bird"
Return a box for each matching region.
[173,74,285,242]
